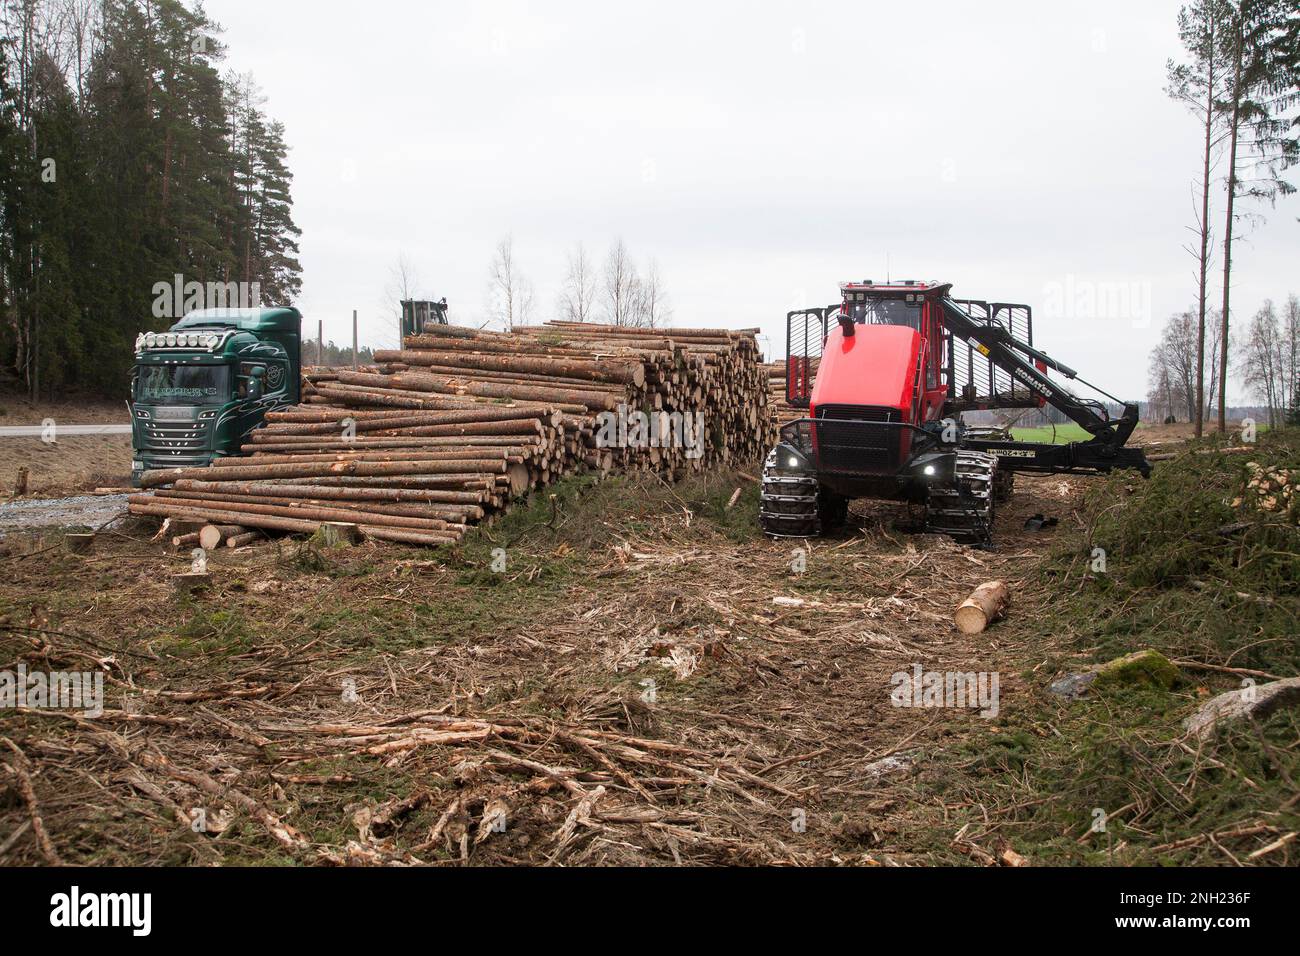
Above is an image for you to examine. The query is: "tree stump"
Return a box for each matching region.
[314,522,359,548]
[172,572,211,594]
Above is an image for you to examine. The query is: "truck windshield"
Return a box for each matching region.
[844,299,923,331]
[134,365,230,405]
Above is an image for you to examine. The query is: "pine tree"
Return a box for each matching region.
[1,0,303,398]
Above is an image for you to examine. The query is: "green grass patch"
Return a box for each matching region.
[914,428,1300,865]
[1010,423,1092,444]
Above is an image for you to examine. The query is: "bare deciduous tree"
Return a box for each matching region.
[383,252,420,346]
[601,238,640,327]
[1148,311,1200,421]
[556,242,596,323]
[1240,299,1286,426]
[634,258,672,329]
[487,235,534,330]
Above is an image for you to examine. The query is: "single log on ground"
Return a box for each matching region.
[955,581,1010,635]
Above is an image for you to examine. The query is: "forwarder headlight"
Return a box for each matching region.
[923,465,937,476]
[787,455,800,469]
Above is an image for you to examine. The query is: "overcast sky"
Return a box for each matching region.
[207,0,1298,403]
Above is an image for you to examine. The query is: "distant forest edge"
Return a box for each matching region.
[0,0,302,400]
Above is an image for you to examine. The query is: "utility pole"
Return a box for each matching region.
[352,310,358,370]
[317,320,324,368]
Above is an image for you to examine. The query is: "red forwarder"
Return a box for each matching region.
[761,279,1150,545]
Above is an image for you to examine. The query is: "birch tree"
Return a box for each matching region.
[487,234,534,330]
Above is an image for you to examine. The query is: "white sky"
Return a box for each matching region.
[208,0,1299,403]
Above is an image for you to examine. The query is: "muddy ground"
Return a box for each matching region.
[0,464,1138,867]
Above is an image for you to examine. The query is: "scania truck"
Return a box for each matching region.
[130,307,302,485]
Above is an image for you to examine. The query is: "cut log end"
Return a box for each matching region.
[955,580,1010,635]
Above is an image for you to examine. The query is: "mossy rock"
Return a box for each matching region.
[1092,649,1179,691]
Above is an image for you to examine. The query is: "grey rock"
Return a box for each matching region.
[1185,676,1300,740]
[1048,671,1097,700]
[861,752,914,781]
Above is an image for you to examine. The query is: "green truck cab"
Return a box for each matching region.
[130,307,301,485]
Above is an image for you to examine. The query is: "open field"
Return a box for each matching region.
[1,430,1296,866]
[0,398,133,497]
[1010,423,1093,444]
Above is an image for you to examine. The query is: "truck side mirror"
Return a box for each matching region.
[243,367,264,402]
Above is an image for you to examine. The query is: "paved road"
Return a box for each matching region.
[0,424,132,436]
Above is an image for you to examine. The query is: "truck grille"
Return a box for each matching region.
[140,420,210,453]
[812,405,907,475]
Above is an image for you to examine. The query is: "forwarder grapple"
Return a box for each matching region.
[760,280,1151,546]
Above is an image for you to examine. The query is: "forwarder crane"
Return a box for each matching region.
[760,279,1150,545]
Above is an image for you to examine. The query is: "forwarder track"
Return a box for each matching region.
[924,449,997,545]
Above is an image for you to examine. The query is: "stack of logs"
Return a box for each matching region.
[129,321,774,548]
[763,359,815,430]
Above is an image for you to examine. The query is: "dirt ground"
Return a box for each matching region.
[0,466,1100,866]
[0,400,133,497]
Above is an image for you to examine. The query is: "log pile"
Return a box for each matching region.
[129,321,773,548]
[763,359,816,429]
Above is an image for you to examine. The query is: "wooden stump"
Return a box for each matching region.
[14,467,28,496]
[955,581,1009,635]
[172,572,211,594]
[64,533,95,554]
[315,522,360,548]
